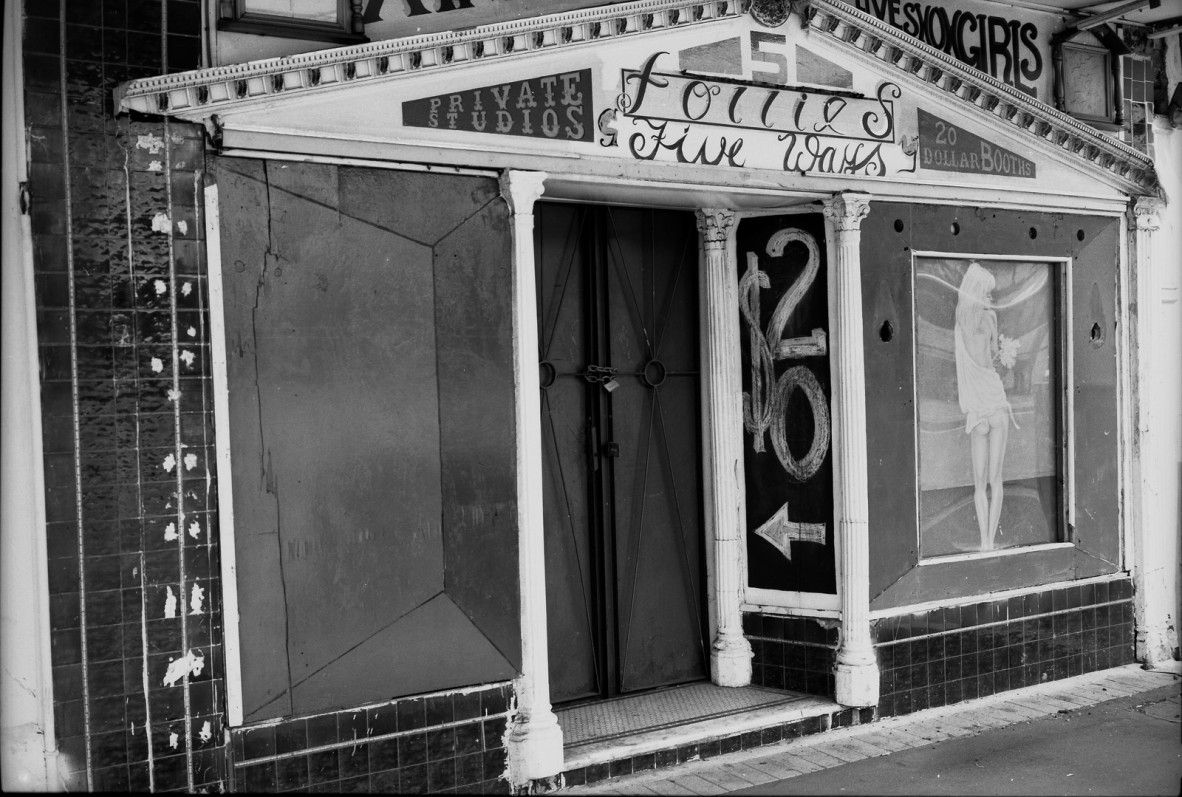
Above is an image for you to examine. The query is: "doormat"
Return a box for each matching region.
[557,682,809,747]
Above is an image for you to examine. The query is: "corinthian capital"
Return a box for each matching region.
[822,192,872,232]
[696,209,735,247]
[1131,196,1164,232]
[500,170,547,216]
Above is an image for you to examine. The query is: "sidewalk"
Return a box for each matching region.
[565,663,1181,796]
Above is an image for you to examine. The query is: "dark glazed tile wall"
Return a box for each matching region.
[745,613,839,697]
[231,683,514,794]
[873,579,1137,718]
[24,0,220,791]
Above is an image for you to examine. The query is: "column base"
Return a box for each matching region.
[834,657,879,707]
[710,633,753,687]
[1136,625,1179,668]
[505,711,564,787]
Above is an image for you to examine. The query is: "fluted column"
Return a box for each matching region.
[696,208,753,687]
[821,192,879,707]
[1129,196,1175,667]
[500,170,564,785]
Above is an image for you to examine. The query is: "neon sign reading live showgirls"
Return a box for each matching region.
[850,0,1043,96]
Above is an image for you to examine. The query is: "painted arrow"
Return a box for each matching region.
[754,502,826,562]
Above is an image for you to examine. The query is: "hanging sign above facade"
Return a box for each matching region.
[402,70,594,141]
[917,108,1035,178]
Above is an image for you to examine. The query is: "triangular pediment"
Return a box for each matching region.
[115,0,1159,200]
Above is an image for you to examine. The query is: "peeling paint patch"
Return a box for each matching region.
[181,281,193,297]
[190,583,205,615]
[199,722,212,743]
[151,212,172,234]
[136,133,165,153]
[169,731,179,749]
[162,649,205,687]
[167,388,182,403]
[177,220,189,235]
[180,350,196,368]
[162,453,177,472]
[154,278,168,295]
[164,522,178,541]
[188,520,201,539]
[164,586,178,619]
[183,452,198,470]
[151,357,165,373]
[148,160,163,172]
[187,326,197,337]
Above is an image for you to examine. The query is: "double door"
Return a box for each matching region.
[535,202,708,704]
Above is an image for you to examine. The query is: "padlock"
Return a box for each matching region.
[603,379,619,392]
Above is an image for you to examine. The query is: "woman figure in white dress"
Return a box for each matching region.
[955,263,1015,551]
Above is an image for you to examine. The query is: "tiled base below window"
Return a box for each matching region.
[874,578,1137,717]
[230,683,514,793]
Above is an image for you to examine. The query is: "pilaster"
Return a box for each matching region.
[1129,196,1175,667]
[696,208,753,688]
[500,170,565,784]
[821,192,879,707]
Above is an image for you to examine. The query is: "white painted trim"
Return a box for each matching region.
[0,2,59,786]
[501,170,564,786]
[1117,208,1134,575]
[730,205,843,618]
[868,572,1132,620]
[215,125,1133,216]
[217,147,499,177]
[917,542,1075,566]
[906,252,1075,560]
[740,602,841,619]
[203,182,245,728]
[743,588,841,612]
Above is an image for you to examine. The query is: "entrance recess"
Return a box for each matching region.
[535,202,708,705]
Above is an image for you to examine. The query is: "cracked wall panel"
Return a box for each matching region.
[216,159,447,720]
[252,180,445,690]
[337,167,501,247]
[434,197,521,671]
[215,158,293,721]
[289,592,517,714]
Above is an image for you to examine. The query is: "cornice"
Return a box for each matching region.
[114,0,740,118]
[803,0,1161,198]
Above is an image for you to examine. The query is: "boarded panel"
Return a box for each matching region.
[216,158,518,720]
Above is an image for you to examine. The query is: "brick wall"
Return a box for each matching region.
[23,1,223,790]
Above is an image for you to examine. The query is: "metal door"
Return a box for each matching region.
[535,202,708,704]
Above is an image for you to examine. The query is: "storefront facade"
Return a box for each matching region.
[3,0,1180,792]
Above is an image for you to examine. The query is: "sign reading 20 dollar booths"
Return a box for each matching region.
[605,52,918,178]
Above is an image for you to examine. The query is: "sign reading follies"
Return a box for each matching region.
[918,108,1036,178]
[402,69,594,142]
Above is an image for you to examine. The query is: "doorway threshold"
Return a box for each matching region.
[557,682,838,773]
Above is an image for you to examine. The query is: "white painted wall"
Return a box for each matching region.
[1,2,60,789]
[1142,113,1182,665]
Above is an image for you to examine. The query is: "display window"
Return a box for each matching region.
[913,256,1067,559]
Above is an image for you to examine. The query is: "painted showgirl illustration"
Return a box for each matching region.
[954,262,1020,551]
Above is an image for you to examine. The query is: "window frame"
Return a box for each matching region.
[217,0,367,44]
[909,251,1074,567]
[1059,41,1115,126]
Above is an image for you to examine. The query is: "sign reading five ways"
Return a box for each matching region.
[402,70,593,141]
[917,109,1035,177]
